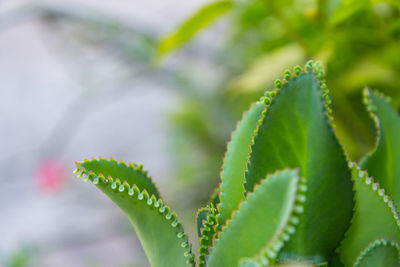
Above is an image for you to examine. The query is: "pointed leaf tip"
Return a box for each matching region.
[245,62,353,260]
[208,169,303,267]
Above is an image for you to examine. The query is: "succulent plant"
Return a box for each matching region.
[74,61,400,266]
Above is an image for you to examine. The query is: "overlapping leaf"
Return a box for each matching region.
[339,163,400,266]
[217,101,265,225]
[208,169,306,266]
[360,89,400,207]
[353,239,400,267]
[245,62,354,261]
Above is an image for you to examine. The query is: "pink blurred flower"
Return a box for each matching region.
[36,159,66,192]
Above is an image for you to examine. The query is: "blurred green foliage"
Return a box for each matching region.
[2,246,33,267]
[159,0,400,164]
[38,0,400,204]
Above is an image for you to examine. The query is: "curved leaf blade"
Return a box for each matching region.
[360,89,400,207]
[245,62,353,260]
[156,0,233,59]
[78,158,160,198]
[217,101,265,225]
[339,163,400,266]
[75,159,194,267]
[208,169,306,267]
[354,239,400,267]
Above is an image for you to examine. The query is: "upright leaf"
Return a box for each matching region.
[217,101,265,225]
[75,159,194,267]
[339,163,400,266]
[198,205,218,266]
[353,239,400,267]
[208,169,307,267]
[360,89,400,207]
[156,0,233,59]
[245,62,354,261]
[196,207,210,238]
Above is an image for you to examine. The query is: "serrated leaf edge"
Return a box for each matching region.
[216,101,264,226]
[74,159,195,266]
[244,60,345,192]
[348,161,400,228]
[75,157,161,198]
[353,238,400,267]
[210,168,307,266]
[360,88,390,161]
[197,204,219,266]
[338,161,400,265]
[238,173,308,267]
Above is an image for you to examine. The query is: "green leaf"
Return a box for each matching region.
[74,159,194,267]
[155,0,233,59]
[227,44,306,94]
[196,207,210,238]
[329,0,370,26]
[360,89,400,208]
[207,169,307,267]
[198,205,218,266]
[353,239,400,267]
[217,101,265,225]
[209,187,221,207]
[245,62,354,261]
[77,158,160,198]
[339,163,400,266]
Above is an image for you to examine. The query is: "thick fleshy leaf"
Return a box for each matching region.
[156,0,233,59]
[245,62,353,260]
[207,169,307,267]
[353,239,400,267]
[78,158,160,198]
[339,163,400,266]
[196,208,210,238]
[75,159,194,267]
[198,205,218,266]
[360,89,400,207]
[217,101,265,225]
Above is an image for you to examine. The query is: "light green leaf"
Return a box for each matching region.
[245,62,354,261]
[360,89,400,208]
[329,0,370,26]
[339,163,400,266]
[353,239,400,267]
[156,0,233,59]
[77,158,160,198]
[208,169,306,267]
[217,101,265,225]
[227,44,306,94]
[75,159,194,267]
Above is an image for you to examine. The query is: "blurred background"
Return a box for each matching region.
[1,0,399,266]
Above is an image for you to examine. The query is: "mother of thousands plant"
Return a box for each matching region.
[74,61,400,266]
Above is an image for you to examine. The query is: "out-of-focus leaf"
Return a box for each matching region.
[329,0,370,26]
[227,44,306,94]
[155,0,233,60]
[373,0,400,8]
[338,59,397,91]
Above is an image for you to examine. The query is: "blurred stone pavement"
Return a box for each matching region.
[0,0,218,266]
